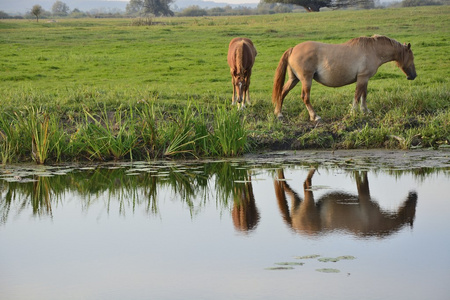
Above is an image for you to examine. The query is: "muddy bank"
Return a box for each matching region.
[244,149,450,170]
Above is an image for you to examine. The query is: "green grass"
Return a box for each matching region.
[0,6,449,163]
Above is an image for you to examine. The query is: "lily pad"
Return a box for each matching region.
[318,257,340,263]
[337,256,356,260]
[294,254,321,259]
[265,266,295,271]
[275,262,305,266]
[316,268,340,273]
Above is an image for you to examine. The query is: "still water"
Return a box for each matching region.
[1,150,450,300]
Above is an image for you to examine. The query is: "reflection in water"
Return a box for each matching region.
[2,157,449,300]
[274,168,417,237]
[0,162,258,228]
[232,177,260,232]
[0,161,423,237]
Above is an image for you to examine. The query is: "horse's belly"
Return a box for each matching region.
[314,69,357,87]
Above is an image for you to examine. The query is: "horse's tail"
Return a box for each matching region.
[272,48,293,107]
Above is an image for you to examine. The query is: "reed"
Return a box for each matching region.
[213,107,248,157]
[75,105,140,161]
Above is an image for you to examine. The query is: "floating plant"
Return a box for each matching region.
[275,262,305,266]
[316,268,340,273]
[265,266,295,271]
[294,254,321,259]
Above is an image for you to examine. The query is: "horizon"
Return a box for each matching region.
[0,0,261,14]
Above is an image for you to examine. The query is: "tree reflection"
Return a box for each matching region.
[274,168,418,238]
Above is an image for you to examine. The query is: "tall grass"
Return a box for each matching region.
[0,103,249,164]
[213,107,248,156]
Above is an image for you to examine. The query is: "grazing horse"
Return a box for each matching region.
[272,35,417,121]
[274,168,417,237]
[227,37,257,109]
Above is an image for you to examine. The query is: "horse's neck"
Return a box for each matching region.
[374,42,401,65]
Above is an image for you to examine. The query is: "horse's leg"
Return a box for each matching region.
[245,77,251,107]
[231,76,236,105]
[354,80,370,114]
[300,76,321,121]
[275,67,299,118]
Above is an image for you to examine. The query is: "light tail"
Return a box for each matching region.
[272,48,293,107]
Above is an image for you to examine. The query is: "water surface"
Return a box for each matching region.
[1,150,449,300]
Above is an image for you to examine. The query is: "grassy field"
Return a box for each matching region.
[0,6,449,163]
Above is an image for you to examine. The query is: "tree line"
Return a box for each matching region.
[1,0,447,21]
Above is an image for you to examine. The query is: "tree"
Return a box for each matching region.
[52,1,70,16]
[263,0,373,11]
[179,6,207,17]
[126,0,144,15]
[31,4,43,22]
[127,0,174,16]
[0,11,11,19]
[144,0,174,16]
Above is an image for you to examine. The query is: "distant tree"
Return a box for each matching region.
[263,0,374,11]
[127,0,174,16]
[52,1,70,16]
[179,5,207,16]
[143,0,174,16]
[70,8,88,18]
[0,11,10,19]
[31,4,43,22]
[126,0,145,15]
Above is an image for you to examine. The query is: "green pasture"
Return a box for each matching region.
[0,6,449,163]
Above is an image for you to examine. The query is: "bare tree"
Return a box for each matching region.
[31,5,43,22]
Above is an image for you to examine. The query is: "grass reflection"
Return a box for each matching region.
[0,157,448,227]
[0,161,257,223]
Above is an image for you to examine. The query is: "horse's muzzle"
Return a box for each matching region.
[407,74,416,80]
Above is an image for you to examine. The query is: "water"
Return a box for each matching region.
[1,151,449,300]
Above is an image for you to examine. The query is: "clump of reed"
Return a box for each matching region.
[0,102,249,165]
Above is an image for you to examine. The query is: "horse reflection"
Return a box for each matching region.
[232,177,260,233]
[274,169,417,237]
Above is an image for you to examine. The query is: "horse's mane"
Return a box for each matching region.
[347,35,402,49]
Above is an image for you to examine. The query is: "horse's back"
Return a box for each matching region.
[228,37,257,69]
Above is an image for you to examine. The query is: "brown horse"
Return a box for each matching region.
[274,168,417,237]
[272,35,417,121]
[227,37,257,109]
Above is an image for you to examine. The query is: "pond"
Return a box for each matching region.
[1,150,450,300]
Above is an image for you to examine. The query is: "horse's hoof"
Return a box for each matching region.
[276,113,284,120]
[313,116,322,122]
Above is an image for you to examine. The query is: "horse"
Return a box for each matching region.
[272,35,417,121]
[227,37,257,109]
[274,168,417,237]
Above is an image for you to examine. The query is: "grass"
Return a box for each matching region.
[0,6,449,163]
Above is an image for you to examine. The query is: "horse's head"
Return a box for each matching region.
[233,71,249,103]
[397,43,417,80]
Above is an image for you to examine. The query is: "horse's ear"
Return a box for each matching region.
[407,43,411,50]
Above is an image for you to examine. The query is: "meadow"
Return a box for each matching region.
[0,6,449,163]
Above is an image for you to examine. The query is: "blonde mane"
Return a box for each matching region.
[347,35,402,49]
